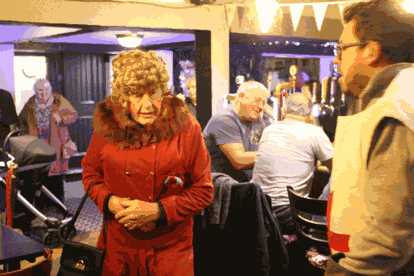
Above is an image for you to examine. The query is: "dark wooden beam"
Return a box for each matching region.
[14,42,126,54]
[194,30,211,128]
[14,41,195,55]
[143,41,194,51]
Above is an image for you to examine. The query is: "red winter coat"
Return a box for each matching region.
[82,97,213,276]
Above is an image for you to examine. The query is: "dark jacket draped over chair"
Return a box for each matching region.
[194,181,289,276]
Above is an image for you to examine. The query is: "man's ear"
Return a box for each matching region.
[362,41,383,66]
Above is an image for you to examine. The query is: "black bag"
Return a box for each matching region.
[58,240,104,276]
[57,186,105,276]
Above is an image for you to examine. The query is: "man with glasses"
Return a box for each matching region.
[326,0,414,275]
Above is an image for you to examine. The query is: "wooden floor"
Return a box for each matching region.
[15,230,99,276]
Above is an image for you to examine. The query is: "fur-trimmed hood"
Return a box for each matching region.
[93,95,191,148]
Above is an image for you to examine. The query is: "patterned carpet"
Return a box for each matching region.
[65,197,102,233]
[26,184,102,243]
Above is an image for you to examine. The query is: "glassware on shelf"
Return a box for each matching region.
[339,92,348,115]
[320,78,334,117]
[310,81,322,124]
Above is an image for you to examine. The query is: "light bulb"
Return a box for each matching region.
[116,33,143,48]
[401,0,414,13]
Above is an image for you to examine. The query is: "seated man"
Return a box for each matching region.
[252,93,333,234]
[204,81,271,182]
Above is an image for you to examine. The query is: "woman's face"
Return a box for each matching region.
[35,81,52,104]
[128,92,162,125]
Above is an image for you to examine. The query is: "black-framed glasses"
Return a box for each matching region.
[334,42,368,59]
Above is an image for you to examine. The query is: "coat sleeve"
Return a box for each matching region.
[82,132,112,213]
[18,103,30,134]
[336,118,414,275]
[160,118,214,225]
[58,95,78,126]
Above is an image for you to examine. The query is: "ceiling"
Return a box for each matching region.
[0,23,195,47]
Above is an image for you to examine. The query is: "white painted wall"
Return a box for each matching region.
[0,44,15,94]
[211,27,230,115]
[13,56,47,114]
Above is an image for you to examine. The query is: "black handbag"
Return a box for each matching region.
[57,186,106,276]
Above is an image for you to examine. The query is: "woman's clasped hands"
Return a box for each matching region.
[108,195,160,232]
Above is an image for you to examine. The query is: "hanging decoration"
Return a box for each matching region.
[338,3,346,21]
[237,6,245,27]
[245,5,258,30]
[313,3,329,31]
[256,0,280,33]
[225,4,237,29]
[241,0,361,33]
[289,4,305,32]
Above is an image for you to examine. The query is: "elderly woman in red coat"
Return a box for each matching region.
[82,49,213,276]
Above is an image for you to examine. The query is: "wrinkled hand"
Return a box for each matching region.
[137,222,156,232]
[53,113,62,124]
[115,199,160,231]
[108,195,130,215]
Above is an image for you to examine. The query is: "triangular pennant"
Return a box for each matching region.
[313,3,328,31]
[225,4,237,28]
[237,6,245,28]
[289,4,305,32]
[256,0,279,33]
[338,3,345,22]
[246,5,255,22]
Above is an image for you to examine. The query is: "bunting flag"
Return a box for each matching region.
[289,4,304,31]
[237,6,245,28]
[338,3,346,21]
[225,4,237,28]
[313,3,329,31]
[245,5,257,28]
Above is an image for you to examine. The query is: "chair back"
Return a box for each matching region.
[287,186,328,245]
[195,182,289,276]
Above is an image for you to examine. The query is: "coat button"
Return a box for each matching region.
[125,170,130,176]
[152,145,156,150]
[148,195,152,200]
[149,171,154,176]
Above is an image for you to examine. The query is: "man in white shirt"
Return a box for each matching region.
[252,93,333,234]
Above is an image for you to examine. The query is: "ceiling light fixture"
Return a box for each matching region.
[116,33,143,48]
[401,0,414,13]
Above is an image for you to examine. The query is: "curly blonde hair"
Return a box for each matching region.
[111,49,170,105]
